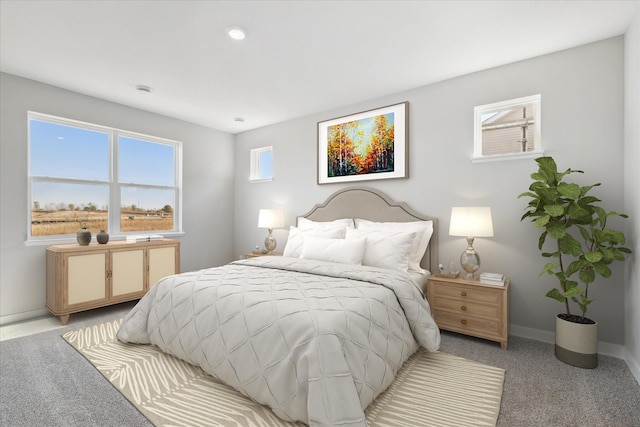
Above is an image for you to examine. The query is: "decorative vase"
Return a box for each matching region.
[97,230,109,244]
[555,314,598,369]
[76,227,91,246]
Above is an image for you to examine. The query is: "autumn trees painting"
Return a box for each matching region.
[326,112,395,177]
[318,102,407,184]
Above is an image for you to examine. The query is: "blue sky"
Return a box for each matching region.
[30,119,175,211]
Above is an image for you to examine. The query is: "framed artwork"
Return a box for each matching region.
[317,102,408,184]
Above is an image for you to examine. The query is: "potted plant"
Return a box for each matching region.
[518,156,630,368]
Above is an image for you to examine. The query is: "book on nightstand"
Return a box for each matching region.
[479,272,506,286]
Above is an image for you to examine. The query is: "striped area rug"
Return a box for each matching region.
[63,319,505,427]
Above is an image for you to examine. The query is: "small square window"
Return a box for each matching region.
[249,146,273,181]
[473,94,542,162]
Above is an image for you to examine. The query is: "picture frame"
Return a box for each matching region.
[317,102,408,184]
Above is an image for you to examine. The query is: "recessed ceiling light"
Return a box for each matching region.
[227,26,246,40]
[136,85,152,93]
[233,117,245,122]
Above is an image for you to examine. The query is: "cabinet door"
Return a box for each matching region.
[66,252,107,306]
[111,248,145,298]
[148,246,177,289]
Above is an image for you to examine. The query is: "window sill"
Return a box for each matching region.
[24,231,185,247]
[471,151,544,164]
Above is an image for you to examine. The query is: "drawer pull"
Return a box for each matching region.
[461,305,467,311]
[461,319,467,325]
[461,291,467,297]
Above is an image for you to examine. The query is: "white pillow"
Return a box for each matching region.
[301,236,366,265]
[282,226,346,258]
[297,217,355,231]
[354,219,433,273]
[346,229,416,273]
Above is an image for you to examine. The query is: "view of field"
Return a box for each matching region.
[31,210,173,236]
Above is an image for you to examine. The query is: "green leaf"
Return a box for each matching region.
[518,191,538,199]
[544,205,565,217]
[606,230,626,245]
[577,225,592,242]
[539,262,558,277]
[559,234,582,256]
[593,262,612,278]
[584,251,603,263]
[547,221,567,239]
[545,288,565,303]
[538,231,548,250]
[578,268,596,285]
[564,286,583,298]
[578,196,601,207]
[566,260,588,277]
[565,280,579,290]
[554,271,567,283]
[568,205,592,223]
[535,157,558,178]
[530,172,547,182]
[557,183,582,200]
[535,215,551,227]
[579,184,600,197]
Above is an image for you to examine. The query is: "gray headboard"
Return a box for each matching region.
[299,187,438,272]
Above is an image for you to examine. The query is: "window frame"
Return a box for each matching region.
[249,146,274,182]
[472,94,543,163]
[26,112,183,245]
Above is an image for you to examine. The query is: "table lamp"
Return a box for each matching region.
[449,207,494,279]
[258,209,284,253]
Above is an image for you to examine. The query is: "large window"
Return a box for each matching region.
[28,112,182,242]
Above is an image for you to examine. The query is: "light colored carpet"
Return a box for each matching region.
[63,319,505,427]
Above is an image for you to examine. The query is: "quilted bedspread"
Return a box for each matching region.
[117,256,440,426]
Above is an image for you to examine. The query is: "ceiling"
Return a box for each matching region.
[1,1,638,134]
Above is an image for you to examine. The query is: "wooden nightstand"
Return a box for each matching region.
[427,275,509,349]
[244,252,283,259]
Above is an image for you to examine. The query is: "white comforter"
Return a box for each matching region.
[117,256,440,426]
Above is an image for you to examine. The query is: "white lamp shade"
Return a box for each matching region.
[449,207,494,237]
[258,209,284,229]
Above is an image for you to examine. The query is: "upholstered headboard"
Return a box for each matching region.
[299,187,438,272]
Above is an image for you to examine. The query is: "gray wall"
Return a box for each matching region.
[0,73,235,323]
[624,11,640,380]
[234,37,628,347]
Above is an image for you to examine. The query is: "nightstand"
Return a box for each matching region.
[427,275,509,349]
[244,252,283,259]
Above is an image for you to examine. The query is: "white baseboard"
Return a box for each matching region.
[510,324,555,344]
[509,323,625,359]
[0,308,50,326]
[624,348,640,386]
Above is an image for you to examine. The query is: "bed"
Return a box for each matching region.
[117,187,441,427]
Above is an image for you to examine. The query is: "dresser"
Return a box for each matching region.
[46,239,180,324]
[427,275,509,349]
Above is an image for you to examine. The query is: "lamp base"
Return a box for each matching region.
[460,237,480,280]
[264,229,277,253]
